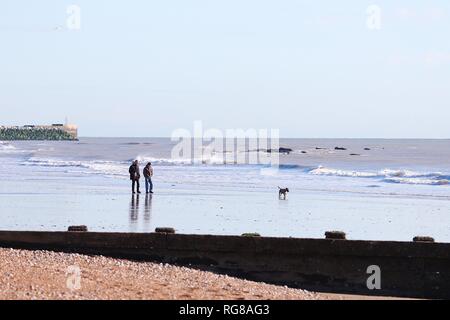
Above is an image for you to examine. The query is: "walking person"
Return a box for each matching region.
[143,162,154,194]
[129,160,141,194]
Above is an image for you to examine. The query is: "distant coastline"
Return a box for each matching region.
[0,124,78,141]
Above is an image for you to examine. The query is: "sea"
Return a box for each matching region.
[0,138,449,241]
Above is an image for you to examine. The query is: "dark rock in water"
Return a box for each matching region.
[278,147,293,153]
[68,225,88,232]
[155,227,175,234]
[334,147,347,151]
[241,233,261,237]
[364,148,371,151]
[349,153,360,156]
[413,236,435,243]
[325,231,346,240]
[266,147,293,154]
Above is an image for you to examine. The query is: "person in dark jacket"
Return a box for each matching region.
[129,160,141,194]
[143,162,154,194]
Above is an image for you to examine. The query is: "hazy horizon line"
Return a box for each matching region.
[78,136,450,140]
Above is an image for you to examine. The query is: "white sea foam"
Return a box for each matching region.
[309,166,449,186]
[135,156,202,165]
[309,166,379,178]
[22,157,127,177]
[380,169,440,178]
[21,155,450,187]
[0,142,17,152]
[135,154,240,165]
[0,142,30,155]
[384,177,449,186]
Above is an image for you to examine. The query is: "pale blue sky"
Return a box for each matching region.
[1,1,449,138]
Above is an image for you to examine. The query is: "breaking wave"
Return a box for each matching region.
[0,142,20,154]
[20,155,449,186]
[21,157,128,177]
[309,166,378,178]
[309,166,449,186]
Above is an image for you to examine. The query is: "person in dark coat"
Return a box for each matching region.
[129,160,141,194]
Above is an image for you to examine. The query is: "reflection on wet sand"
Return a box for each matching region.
[129,194,152,232]
[129,194,140,231]
[144,193,152,222]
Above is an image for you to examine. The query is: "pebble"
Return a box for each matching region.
[0,248,321,300]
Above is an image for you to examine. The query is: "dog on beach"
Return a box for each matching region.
[278,187,289,200]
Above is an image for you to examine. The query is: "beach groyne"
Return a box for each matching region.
[0,230,448,299]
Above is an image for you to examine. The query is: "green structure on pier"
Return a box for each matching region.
[0,124,78,141]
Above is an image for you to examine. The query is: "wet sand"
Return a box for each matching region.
[1,186,449,242]
[0,248,401,300]
[1,138,450,242]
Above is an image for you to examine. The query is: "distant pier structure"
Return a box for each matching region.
[0,123,78,141]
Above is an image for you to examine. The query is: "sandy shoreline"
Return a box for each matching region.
[2,187,448,242]
[2,139,450,242]
[0,248,404,300]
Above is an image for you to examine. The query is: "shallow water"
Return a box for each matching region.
[0,138,449,241]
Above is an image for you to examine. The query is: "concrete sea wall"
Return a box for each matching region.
[0,230,449,299]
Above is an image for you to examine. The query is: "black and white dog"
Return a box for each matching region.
[278,187,289,200]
